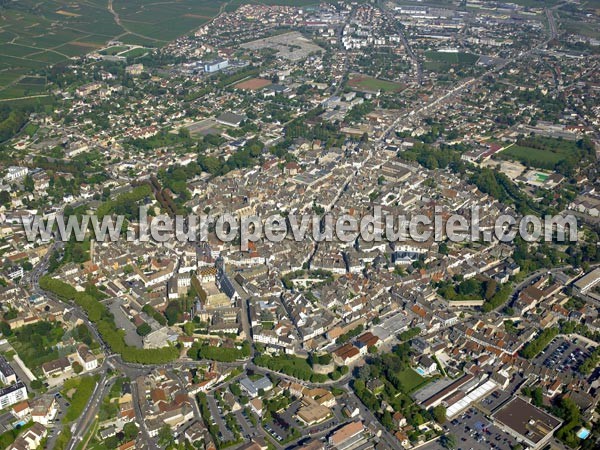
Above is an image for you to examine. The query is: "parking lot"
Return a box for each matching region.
[441,407,519,450]
[478,373,526,414]
[235,409,258,440]
[264,415,292,443]
[206,394,234,442]
[534,337,590,375]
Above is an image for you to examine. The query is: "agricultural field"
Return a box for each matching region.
[0,0,224,98]
[110,0,223,42]
[348,75,405,93]
[423,51,480,71]
[225,0,329,11]
[562,19,600,39]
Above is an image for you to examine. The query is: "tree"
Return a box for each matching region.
[0,191,10,206]
[2,308,16,321]
[439,242,449,255]
[123,422,139,441]
[104,436,119,448]
[157,424,174,447]
[164,301,182,326]
[23,174,34,192]
[432,405,447,423]
[358,365,371,380]
[484,279,497,300]
[183,322,195,336]
[72,362,83,374]
[136,323,151,337]
[178,127,190,139]
[0,321,12,337]
[440,433,457,449]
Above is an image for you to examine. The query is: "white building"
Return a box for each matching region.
[76,344,98,371]
[204,59,229,73]
[0,356,17,385]
[4,166,28,182]
[7,266,23,281]
[0,382,27,409]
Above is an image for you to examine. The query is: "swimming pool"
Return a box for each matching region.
[576,427,590,439]
[416,367,426,376]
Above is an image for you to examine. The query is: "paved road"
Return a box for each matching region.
[381,2,422,84]
[130,373,161,450]
[170,369,203,423]
[66,371,113,450]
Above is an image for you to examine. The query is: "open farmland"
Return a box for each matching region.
[0,0,224,99]
[111,0,223,42]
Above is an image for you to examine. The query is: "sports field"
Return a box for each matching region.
[348,75,404,93]
[234,78,272,90]
[497,136,582,170]
[423,51,479,71]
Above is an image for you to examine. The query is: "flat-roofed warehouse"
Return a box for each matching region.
[492,397,562,450]
[573,267,600,294]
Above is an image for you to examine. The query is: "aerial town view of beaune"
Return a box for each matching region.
[0,0,599,449]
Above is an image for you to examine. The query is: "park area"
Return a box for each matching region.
[348,75,405,93]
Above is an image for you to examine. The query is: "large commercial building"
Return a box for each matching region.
[204,59,229,73]
[573,267,600,295]
[328,421,366,450]
[493,397,562,450]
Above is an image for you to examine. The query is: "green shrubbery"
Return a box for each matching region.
[520,327,559,359]
[62,375,99,422]
[187,341,251,362]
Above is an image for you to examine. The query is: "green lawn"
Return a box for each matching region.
[501,145,564,165]
[348,75,404,93]
[424,51,479,72]
[396,367,428,393]
[99,46,129,56]
[119,47,149,58]
[0,422,34,449]
[62,375,100,423]
[497,136,584,170]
